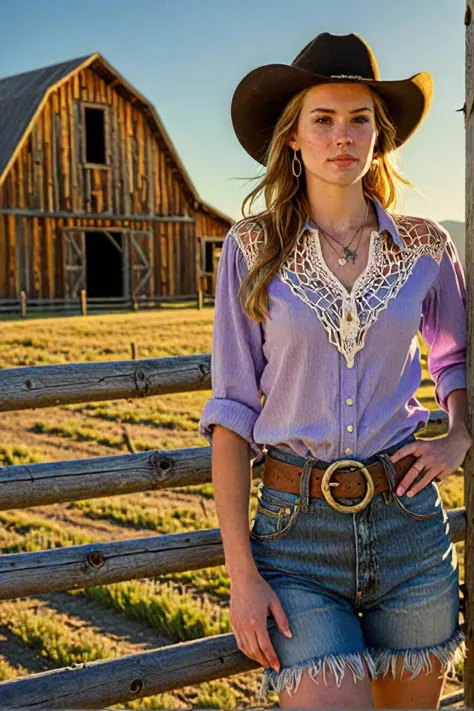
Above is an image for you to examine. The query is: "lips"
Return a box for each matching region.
[330,156,357,163]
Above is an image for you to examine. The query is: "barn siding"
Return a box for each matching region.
[0,61,231,301]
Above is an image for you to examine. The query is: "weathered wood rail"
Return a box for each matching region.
[0,354,210,410]
[0,356,466,708]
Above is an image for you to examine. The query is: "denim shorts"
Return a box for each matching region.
[249,431,465,701]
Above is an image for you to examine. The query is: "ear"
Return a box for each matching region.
[287,136,299,152]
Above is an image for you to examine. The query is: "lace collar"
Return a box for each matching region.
[230,206,446,368]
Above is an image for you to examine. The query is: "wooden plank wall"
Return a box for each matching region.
[0,67,196,219]
[194,211,229,297]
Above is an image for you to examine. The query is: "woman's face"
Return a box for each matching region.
[288,82,378,187]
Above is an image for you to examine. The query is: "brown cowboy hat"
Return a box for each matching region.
[231,32,433,165]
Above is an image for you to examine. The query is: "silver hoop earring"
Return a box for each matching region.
[292,149,302,178]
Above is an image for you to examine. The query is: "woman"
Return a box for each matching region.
[198,32,472,709]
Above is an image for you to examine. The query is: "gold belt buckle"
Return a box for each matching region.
[321,459,375,514]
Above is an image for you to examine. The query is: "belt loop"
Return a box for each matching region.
[300,455,318,513]
[376,452,396,505]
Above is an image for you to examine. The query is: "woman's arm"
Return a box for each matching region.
[212,425,260,581]
[446,388,472,444]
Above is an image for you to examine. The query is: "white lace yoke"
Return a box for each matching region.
[230,215,447,368]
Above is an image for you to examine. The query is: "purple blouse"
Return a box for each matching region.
[198,194,467,463]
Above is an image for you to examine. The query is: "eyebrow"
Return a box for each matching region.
[309,106,373,114]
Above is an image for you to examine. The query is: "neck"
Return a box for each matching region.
[305,178,378,236]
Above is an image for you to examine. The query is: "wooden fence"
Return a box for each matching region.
[0,354,467,708]
[0,291,209,317]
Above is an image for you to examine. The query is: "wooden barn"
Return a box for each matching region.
[0,53,233,312]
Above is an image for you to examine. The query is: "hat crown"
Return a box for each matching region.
[292,32,380,81]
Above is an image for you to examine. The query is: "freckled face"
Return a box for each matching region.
[290,82,378,186]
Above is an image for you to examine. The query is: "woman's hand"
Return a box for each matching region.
[390,426,473,498]
[230,572,292,673]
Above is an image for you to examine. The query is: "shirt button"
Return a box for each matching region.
[347,425,354,433]
[345,447,352,455]
[346,398,353,406]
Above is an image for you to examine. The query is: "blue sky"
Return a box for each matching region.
[0,0,466,222]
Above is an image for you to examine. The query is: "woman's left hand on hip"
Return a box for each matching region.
[390,427,473,498]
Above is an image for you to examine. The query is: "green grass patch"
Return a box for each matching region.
[0,445,44,466]
[77,578,230,642]
[69,499,216,533]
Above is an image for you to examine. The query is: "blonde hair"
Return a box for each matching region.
[237,85,413,322]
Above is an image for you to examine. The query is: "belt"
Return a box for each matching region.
[263,451,419,514]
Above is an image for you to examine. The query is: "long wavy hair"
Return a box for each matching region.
[236,85,413,322]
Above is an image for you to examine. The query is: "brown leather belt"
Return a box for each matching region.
[263,450,419,512]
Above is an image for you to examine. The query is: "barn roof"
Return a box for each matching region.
[0,53,233,225]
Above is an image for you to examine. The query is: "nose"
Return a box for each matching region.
[335,133,354,147]
[333,121,354,147]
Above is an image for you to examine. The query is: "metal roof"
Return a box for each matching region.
[0,54,232,225]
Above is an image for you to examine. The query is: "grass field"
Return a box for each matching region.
[0,308,465,708]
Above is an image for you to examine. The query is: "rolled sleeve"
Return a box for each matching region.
[198,228,266,460]
[420,228,467,412]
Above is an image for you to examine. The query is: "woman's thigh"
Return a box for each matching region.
[371,654,444,710]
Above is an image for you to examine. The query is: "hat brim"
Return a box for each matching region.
[231,64,433,164]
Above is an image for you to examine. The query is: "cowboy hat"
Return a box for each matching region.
[231,32,433,165]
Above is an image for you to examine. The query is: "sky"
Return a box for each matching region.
[0,0,467,223]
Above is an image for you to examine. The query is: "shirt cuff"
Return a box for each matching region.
[435,366,467,412]
[198,398,263,460]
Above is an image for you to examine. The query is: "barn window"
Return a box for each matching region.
[83,106,107,165]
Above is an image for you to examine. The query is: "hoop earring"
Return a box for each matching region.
[292,149,302,178]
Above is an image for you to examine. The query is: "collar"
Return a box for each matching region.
[302,193,405,251]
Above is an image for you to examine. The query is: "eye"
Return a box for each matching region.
[314,116,370,124]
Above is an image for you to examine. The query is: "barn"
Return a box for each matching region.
[0,53,233,312]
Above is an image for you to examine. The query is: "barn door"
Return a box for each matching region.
[63,230,86,298]
[126,231,153,298]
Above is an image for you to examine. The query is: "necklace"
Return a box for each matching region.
[312,200,370,266]
[320,223,365,266]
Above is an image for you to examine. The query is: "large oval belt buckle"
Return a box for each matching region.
[321,459,375,514]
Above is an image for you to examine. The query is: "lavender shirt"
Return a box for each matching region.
[198,194,467,463]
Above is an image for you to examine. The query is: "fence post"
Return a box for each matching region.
[20,290,27,318]
[465,1,474,705]
[80,289,87,316]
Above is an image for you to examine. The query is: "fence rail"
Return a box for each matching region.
[0,446,211,509]
[0,355,464,708]
[0,354,210,411]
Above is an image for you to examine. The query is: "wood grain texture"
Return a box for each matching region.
[0,630,257,709]
[0,353,211,410]
[0,527,225,600]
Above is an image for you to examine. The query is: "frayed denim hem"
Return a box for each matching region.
[257,648,377,702]
[369,626,466,681]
